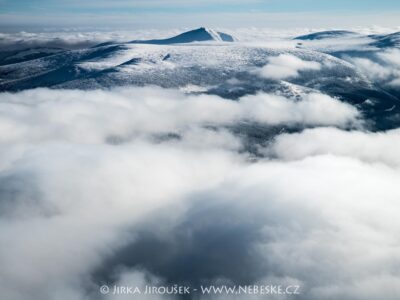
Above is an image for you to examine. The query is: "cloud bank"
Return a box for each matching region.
[0,87,359,146]
[347,48,400,88]
[0,86,399,300]
[257,54,321,80]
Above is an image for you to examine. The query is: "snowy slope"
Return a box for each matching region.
[0,41,367,97]
[369,32,400,48]
[1,28,400,130]
[0,47,65,66]
[294,30,360,41]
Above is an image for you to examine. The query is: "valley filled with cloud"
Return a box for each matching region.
[1,26,400,300]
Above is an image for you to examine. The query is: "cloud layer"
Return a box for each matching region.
[0,86,399,300]
[257,54,321,80]
[0,87,359,146]
[346,48,400,88]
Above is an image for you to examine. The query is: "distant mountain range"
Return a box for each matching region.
[293,30,400,48]
[1,28,399,131]
[294,30,360,40]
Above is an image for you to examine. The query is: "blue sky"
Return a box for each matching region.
[1,0,400,31]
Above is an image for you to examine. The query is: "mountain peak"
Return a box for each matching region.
[130,28,235,45]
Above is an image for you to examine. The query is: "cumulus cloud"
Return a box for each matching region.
[350,57,392,80]
[0,140,241,300]
[0,86,399,300]
[267,127,400,167]
[348,49,400,87]
[239,92,359,127]
[0,87,359,147]
[257,54,321,80]
[378,48,400,66]
[91,148,400,300]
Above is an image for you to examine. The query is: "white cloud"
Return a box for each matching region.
[104,270,171,300]
[0,86,399,300]
[378,48,400,66]
[349,49,400,87]
[389,77,400,87]
[0,88,359,147]
[267,127,400,167]
[257,54,321,80]
[351,57,392,80]
[0,30,184,51]
[240,92,359,127]
[192,155,400,300]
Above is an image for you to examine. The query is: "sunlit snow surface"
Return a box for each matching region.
[2,28,400,130]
